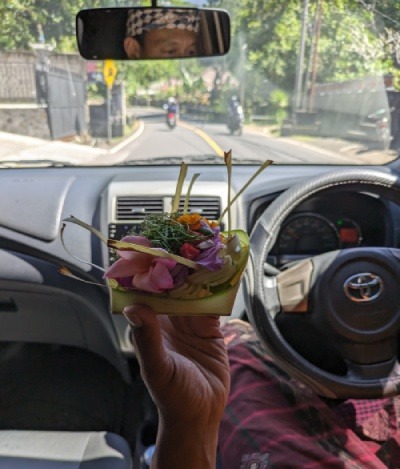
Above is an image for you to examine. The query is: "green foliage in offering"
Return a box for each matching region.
[140,213,207,254]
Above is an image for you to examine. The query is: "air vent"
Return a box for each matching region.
[116,196,164,221]
[179,196,221,221]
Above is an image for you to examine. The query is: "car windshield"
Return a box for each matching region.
[1,0,399,167]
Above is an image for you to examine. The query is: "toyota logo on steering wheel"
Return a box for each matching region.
[343,273,383,303]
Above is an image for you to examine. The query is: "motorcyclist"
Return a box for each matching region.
[165,97,179,128]
[166,97,179,116]
[227,95,244,134]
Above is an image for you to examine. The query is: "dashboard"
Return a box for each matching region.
[1,163,400,354]
[257,191,393,267]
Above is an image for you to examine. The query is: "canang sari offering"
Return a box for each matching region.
[61,151,272,316]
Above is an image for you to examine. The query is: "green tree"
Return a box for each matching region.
[219,0,399,111]
[117,60,181,99]
[0,0,126,52]
[0,0,38,50]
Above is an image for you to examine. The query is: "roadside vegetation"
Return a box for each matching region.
[1,0,400,128]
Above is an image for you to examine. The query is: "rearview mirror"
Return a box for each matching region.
[76,7,230,61]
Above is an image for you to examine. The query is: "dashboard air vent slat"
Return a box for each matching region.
[116,196,164,221]
[179,196,221,221]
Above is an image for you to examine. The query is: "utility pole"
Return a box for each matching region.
[239,35,247,107]
[293,0,309,119]
[308,0,323,112]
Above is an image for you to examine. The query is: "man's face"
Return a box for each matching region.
[125,29,198,59]
[124,7,201,59]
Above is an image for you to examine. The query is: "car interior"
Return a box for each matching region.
[1,1,400,468]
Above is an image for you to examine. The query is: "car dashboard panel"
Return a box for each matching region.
[261,191,393,267]
[0,164,399,355]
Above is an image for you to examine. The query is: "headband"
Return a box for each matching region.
[126,8,200,37]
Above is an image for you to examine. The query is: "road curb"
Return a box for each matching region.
[108,120,144,155]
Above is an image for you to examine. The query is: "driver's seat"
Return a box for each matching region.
[0,430,132,468]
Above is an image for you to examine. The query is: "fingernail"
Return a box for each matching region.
[123,312,143,328]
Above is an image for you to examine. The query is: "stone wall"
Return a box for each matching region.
[0,51,87,140]
[0,50,86,103]
[0,50,85,75]
[0,106,51,139]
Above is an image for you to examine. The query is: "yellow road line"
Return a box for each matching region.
[179,121,225,157]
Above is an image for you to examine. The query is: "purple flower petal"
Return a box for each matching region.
[170,264,189,288]
[196,229,225,271]
[114,276,135,289]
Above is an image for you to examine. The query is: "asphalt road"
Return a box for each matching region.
[116,112,357,165]
[119,115,218,163]
[189,121,356,164]
[0,105,393,166]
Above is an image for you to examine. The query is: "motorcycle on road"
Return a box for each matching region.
[166,111,177,129]
[227,105,244,136]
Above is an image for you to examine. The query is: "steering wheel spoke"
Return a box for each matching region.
[339,338,398,368]
[346,356,400,382]
[276,259,313,313]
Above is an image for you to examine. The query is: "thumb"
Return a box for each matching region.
[123,305,168,384]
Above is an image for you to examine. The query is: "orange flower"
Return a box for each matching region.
[190,222,202,230]
[176,213,220,233]
[176,213,202,226]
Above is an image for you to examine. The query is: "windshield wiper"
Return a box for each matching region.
[119,155,264,165]
[0,159,77,168]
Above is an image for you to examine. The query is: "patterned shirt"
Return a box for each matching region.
[218,320,400,468]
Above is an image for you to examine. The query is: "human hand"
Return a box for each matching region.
[123,305,230,468]
[123,305,230,427]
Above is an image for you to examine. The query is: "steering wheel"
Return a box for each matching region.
[247,168,400,399]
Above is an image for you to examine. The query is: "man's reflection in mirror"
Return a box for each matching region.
[124,9,200,59]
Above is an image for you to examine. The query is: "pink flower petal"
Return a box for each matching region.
[118,249,153,263]
[132,259,175,293]
[148,261,175,289]
[105,239,178,293]
[121,235,153,247]
[117,236,153,261]
[104,252,153,278]
[153,257,177,270]
[104,258,138,279]
[133,271,163,293]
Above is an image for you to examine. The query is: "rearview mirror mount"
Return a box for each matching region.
[76,7,230,61]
